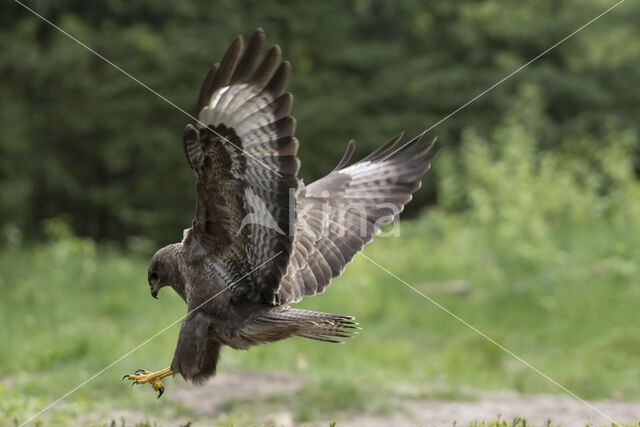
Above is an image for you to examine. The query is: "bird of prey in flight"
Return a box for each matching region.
[123,28,436,397]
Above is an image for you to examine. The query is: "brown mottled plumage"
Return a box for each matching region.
[125,28,436,394]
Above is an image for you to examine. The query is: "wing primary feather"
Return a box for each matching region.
[421,138,440,162]
[383,133,438,162]
[410,136,438,160]
[390,135,438,162]
[264,60,291,96]
[271,93,293,119]
[196,63,220,112]
[360,131,404,163]
[383,131,426,160]
[210,35,244,91]
[331,139,356,172]
[250,45,283,89]
[231,28,265,84]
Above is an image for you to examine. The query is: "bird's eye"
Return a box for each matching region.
[149,271,159,285]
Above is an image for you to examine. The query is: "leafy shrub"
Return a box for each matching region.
[437,84,640,244]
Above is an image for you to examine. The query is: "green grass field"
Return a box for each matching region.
[1,208,639,426]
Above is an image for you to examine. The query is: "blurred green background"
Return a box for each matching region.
[1,0,640,425]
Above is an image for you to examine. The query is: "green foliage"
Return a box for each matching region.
[2,206,640,423]
[2,1,640,425]
[1,0,640,242]
[438,83,640,245]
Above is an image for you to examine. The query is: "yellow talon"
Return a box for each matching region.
[123,367,173,398]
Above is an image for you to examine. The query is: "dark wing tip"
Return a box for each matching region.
[196,63,220,113]
[250,45,283,88]
[264,60,292,96]
[384,132,438,161]
[196,34,244,113]
[231,28,267,84]
[408,135,438,160]
[360,131,405,163]
[385,132,424,160]
[331,139,356,172]
[231,34,244,48]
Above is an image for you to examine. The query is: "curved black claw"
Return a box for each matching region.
[135,369,146,374]
[131,380,138,386]
[157,386,165,399]
[122,374,129,380]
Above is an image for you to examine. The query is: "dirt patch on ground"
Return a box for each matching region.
[103,371,640,426]
[170,370,306,417]
[346,392,640,426]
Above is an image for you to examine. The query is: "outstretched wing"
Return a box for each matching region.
[276,134,436,305]
[184,29,299,304]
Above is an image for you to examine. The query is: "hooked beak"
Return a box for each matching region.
[150,287,159,299]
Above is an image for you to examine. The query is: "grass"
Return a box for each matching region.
[1,210,639,425]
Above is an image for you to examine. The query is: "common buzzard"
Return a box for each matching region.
[123,28,436,397]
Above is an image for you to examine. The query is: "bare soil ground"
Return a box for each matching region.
[170,370,305,417]
[345,393,640,426]
[102,371,640,426]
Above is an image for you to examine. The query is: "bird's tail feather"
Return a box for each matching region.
[293,309,360,343]
[254,308,360,344]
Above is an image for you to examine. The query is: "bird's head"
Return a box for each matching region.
[147,244,181,299]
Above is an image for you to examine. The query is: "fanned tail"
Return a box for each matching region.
[287,309,360,343]
[239,308,360,347]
